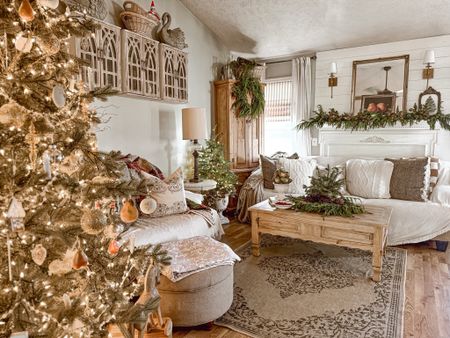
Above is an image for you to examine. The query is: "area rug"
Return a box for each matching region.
[216,235,406,338]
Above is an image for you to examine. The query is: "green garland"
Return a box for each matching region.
[288,196,366,217]
[296,105,450,131]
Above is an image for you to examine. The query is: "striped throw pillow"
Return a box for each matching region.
[429,157,440,194]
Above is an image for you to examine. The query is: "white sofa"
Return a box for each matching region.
[239,156,450,248]
[121,191,224,247]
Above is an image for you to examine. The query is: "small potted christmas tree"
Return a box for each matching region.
[198,137,237,223]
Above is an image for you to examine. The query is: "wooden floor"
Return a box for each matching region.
[115,220,450,338]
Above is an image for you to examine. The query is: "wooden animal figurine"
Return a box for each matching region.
[118,261,172,338]
[158,12,188,50]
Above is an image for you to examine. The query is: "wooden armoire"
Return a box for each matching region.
[214,80,263,185]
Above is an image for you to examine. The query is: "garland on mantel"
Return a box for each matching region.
[296,105,450,131]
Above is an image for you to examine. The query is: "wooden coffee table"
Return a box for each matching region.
[249,200,393,282]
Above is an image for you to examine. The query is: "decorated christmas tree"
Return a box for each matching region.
[198,136,237,206]
[0,1,168,336]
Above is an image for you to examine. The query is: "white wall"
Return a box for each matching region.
[315,35,450,160]
[93,0,229,174]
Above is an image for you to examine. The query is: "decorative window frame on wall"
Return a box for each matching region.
[69,19,122,91]
[160,43,188,103]
[121,30,160,99]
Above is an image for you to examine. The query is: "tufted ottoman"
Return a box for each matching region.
[158,264,233,326]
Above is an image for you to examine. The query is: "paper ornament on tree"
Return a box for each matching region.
[14,35,33,53]
[18,0,35,22]
[7,197,26,231]
[37,0,60,9]
[31,244,47,265]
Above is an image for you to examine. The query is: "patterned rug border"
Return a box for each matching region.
[216,238,407,338]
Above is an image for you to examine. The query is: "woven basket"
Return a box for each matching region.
[120,11,158,37]
[123,1,159,22]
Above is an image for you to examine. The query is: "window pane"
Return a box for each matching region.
[264,79,294,155]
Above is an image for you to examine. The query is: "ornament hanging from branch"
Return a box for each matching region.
[18,0,35,22]
[37,0,60,10]
[139,197,157,215]
[72,238,89,270]
[52,84,66,108]
[7,197,26,231]
[25,123,38,170]
[31,244,47,265]
[120,200,139,224]
[14,35,33,53]
[80,209,108,235]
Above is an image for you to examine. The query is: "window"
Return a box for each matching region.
[263,78,295,155]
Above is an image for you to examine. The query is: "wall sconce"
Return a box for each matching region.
[423,50,435,89]
[328,62,338,98]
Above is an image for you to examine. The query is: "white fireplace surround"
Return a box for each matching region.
[319,125,438,159]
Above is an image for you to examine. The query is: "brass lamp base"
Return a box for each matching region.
[189,140,203,183]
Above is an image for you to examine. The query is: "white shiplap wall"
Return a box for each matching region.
[315,35,450,160]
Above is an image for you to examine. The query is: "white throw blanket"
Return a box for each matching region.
[161,236,240,282]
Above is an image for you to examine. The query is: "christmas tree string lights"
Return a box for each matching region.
[0,0,170,336]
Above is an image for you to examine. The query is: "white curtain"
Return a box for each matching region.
[292,57,313,156]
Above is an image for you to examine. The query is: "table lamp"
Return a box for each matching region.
[182,107,207,183]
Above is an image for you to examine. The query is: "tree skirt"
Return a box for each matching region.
[216,235,406,338]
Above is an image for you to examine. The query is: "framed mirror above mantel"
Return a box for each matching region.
[350,55,410,113]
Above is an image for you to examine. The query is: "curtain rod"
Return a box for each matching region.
[258,54,317,65]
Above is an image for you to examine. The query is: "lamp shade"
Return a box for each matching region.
[423,50,435,64]
[182,107,207,140]
[329,62,337,74]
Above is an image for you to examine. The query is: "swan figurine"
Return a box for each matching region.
[158,12,188,50]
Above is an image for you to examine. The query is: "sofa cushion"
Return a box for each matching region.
[346,159,394,199]
[140,167,188,217]
[278,157,317,195]
[386,157,430,202]
[260,152,299,189]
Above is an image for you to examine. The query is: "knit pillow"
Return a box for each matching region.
[278,157,317,195]
[346,159,394,199]
[140,168,188,217]
[386,157,430,201]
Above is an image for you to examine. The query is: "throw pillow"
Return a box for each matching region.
[385,157,430,202]
[346,159,394,199]
[278,158,317,195]
[140,168,188,217]
[260,152,299,189]
[429,157,440,194]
